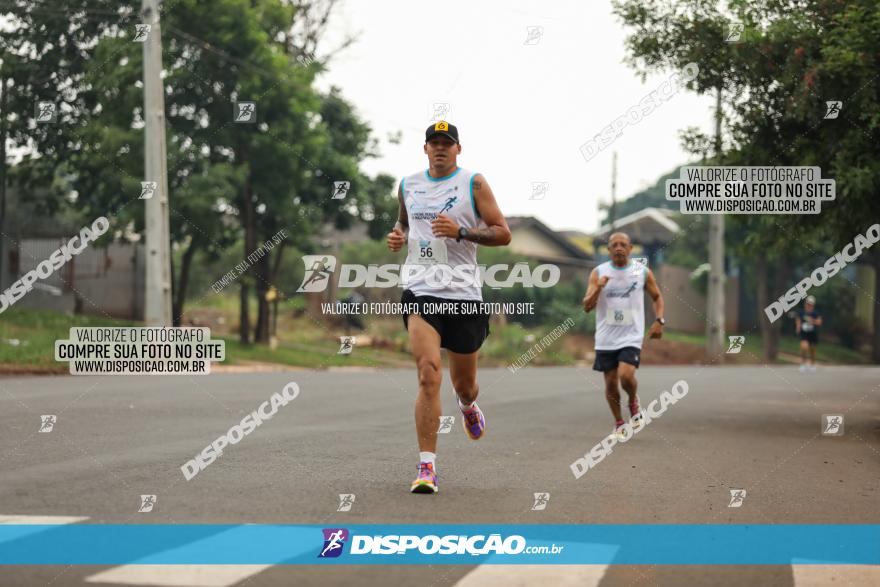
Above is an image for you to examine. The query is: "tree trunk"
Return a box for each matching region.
[239,177,255,345]
[0,73,8,286]
[172,237,198,327]
[254,249,270,344]
[169,245,176,325]
[254,241,286,344]
[270,241,286,282]
[767,257,790,361]
[756,256,775,361]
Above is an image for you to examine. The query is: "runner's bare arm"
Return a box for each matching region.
[387,182,407,252]
[396,182,408,232]
[463,175,511,246]
[645,269,664,339]
[582,269,609,313]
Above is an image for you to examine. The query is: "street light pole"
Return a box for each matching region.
[141,0,173,325]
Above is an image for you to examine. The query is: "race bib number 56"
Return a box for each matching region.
[409,238,449,265]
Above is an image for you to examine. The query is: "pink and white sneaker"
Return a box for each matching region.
[629,400,644,430]
[460,402,486,440]
[410,462,438,494]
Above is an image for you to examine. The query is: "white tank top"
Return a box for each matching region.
[401,167,484,301]
[595,260,647,350]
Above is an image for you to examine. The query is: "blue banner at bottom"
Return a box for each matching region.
[0,524,877,565]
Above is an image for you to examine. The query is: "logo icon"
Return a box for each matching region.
[36,102,57,123]
[728,489,746,508]
[429,103,451,122]
[438,416,455,434]
[296,53,315,67]
[38,415,57,433]
[439,195,458,214]
[297,255,337,292]
[606,281,638,299]
[727,335,745,354]
[140,181,158,200]
[524,26,543,45]
[530,182,549,201]
[133,24,151,42]
[332,181,350,200]
[138,494,157,513]
[337,494,355,512]
[822,414,844,436]
[338,336,356,355]
[725,23,744,42]
[319,528,349,558]
[531,492,550,511]
[824,101,842,119]
[234,101,256,123]
[631,257,648,275]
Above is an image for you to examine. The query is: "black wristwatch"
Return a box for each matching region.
[656,317,666,325]
[457,227,469,242]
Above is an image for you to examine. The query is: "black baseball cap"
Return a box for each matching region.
[425,121,459,143]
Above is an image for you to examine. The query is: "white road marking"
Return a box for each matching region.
[0,514,89,546]
[0,515,89,524]
[85,565,272,587]
[792,564,880,586]
[84,526,283,586]
[456,562,880,586]
[454,564,610,587]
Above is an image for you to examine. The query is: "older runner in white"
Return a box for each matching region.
[594,258,648,351]
[583,232,664,440]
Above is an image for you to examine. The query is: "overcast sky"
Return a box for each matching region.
[318,0,715,233]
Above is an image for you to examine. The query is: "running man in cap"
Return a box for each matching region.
[796,295,822,372]
[582,232,665,439]
[387,121,511,493]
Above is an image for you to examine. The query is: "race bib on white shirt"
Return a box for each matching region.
[606,308,633,326]
[407,238,449,265]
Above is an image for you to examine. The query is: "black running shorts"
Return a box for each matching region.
[592,346,641,372]
[800,331,819,346]
[401,289,490,354]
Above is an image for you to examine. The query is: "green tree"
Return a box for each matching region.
[2,0,395,344]
[613,0,880,361]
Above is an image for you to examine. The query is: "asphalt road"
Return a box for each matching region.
[1,364,878,586]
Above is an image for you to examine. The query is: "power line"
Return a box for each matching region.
[164,24,291,82]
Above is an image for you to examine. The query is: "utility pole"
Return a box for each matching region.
[0,66,7,291]
[706,88,725,357]
[142,0,173,325]
[609,150,618,230]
